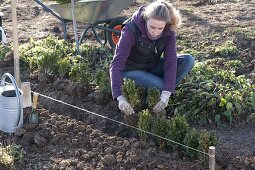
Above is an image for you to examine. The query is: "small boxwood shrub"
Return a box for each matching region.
[166,115,189,149]
[122,78,140,109]
[137,109,153,141]
[146,87,161,109]
[151,117,169,149]
[183,128,200,159]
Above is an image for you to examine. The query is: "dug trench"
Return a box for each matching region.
[36,77,135,139]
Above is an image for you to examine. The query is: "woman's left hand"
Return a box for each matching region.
[153,91,171,113]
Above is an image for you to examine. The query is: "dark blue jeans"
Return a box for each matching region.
[121,54,195,90]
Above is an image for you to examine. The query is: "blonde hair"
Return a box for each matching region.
[143,0,181,32]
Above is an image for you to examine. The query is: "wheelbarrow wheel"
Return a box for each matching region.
[107,17,127,50]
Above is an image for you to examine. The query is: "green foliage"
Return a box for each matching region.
[247,92,255,112]
[205,58,243,71]
[166,115,189,149]
[199,130,218,155]
[78,44,113,92]
[183,128,200,159]
[184,128,219,161]
[20,36,74,74]
[57,56,71,79]
[0,143,26,168]
[80,44,112,70]
[146,88,161,109]
[137,86,146,105]
[137,109,153,141]
[69,59,92,87]
[136,112,219,160]
[122,78,140,108]
[225,60,243,71]
[0,44,10,61]
[19,36,115,90]
[91,46,112,93]
[38,49,61,74]
[214,40,238,57]
[184,128,218,161]
[94,68,111,92]
[169,62,255,125]
[152,117,169,149]
[181,48,202,59]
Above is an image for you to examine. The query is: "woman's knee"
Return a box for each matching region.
[183,54,195,70]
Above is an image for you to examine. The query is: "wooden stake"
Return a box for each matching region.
[21,82,32,108]
[209,146,216,170]
[11,0,21,87]
[33,93,39,110]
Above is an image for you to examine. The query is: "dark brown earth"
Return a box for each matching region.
[0,0,255,169]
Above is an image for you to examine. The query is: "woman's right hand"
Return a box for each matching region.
[117,95,135,115]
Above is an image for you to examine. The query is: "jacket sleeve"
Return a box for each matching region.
[109,26,135,99]
[163,32,177,94]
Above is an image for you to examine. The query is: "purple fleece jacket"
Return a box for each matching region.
[110,6,177,99]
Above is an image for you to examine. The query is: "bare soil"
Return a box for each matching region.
[1,0,255,169]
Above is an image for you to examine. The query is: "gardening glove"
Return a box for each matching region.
[117,95,135,115]
[153,91,171,113]
[0,27,7,44]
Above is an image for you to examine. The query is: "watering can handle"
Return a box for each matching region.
[1,73,22,129]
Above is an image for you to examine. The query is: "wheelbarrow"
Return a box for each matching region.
[34,0,134,49]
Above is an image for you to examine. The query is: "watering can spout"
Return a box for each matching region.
[0,73,23,133]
